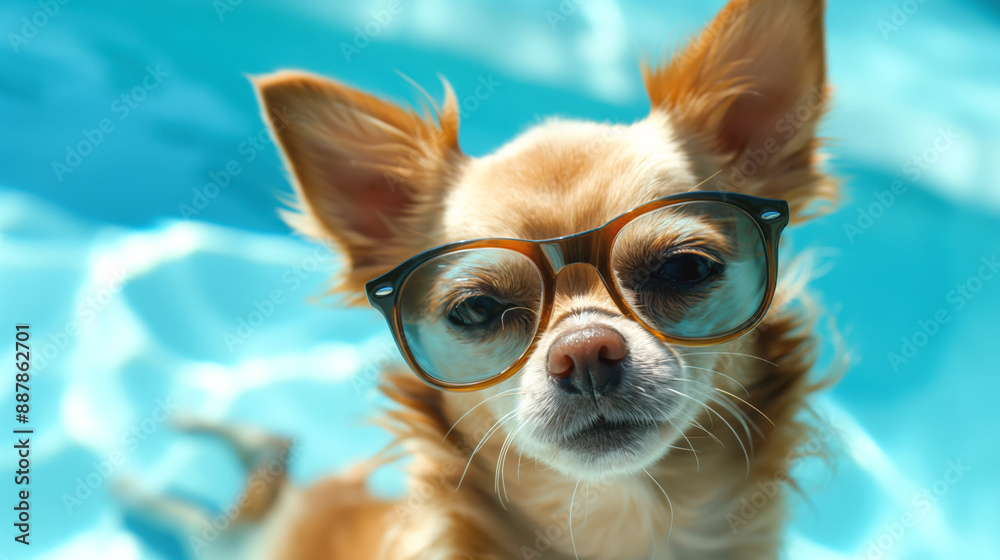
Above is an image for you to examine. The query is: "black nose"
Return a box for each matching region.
[547,325,628,397]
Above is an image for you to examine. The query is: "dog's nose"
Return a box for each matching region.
[547,325,628,396]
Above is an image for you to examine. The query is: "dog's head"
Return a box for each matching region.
[256,0,832,479]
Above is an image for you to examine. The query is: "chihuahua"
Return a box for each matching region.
[134,0,838,558]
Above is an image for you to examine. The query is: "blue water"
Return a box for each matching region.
[2,0,999,558]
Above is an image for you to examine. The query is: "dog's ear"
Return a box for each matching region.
[644,0,835,221]
[254,71,464,303]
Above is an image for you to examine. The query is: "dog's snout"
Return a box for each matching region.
[547,325,627,396]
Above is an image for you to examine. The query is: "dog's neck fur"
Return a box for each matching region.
[378,294,822,560]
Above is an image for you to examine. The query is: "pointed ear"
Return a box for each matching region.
[254,71,464,304]
[644,0,835,221]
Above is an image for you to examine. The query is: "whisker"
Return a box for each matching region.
[666,418,700,472]
[497,432,513,505]
[517,446,524,482]
[642,467,674,547]
[495,430,514,509]
[715,388,775,427]
[681,365,750,396]
[570,477,582,560]
[668,386,709,414]
[709,390,763,439]
[708,393,760,452]
[681,351,778,368]
[686,168,723,192]
[456,409,518,491]
[669,388,750,478]
[394,224,438,244]
[495,420,524,505]
[670,390,723,446]
[442,389,520,442]
[675,378,762,444]
[686,416,724,446]
[499,422,528,506]
[707,403,751,478]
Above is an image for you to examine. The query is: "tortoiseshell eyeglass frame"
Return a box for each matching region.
[366,191,790,392]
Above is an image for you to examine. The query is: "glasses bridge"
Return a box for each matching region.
[539,229,603,273]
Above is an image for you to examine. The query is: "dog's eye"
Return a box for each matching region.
[447,295,508,327]
[654,253,723,287]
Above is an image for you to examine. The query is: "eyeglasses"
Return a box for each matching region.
[366,192,789,392]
